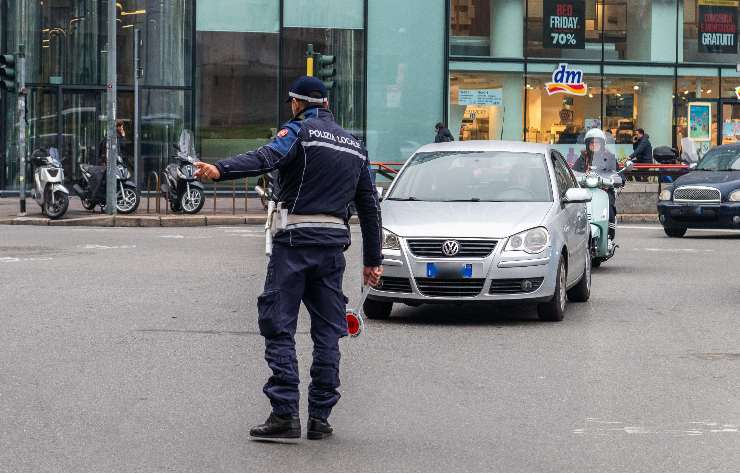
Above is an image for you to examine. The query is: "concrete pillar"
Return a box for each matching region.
[626,0,678,62]
[637,77,673,147]
[501,74,523,140]
[490,0,523,58]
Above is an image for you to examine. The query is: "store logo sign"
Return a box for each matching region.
[545,63,587,96]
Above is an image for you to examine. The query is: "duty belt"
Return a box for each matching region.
[270,203,346,235]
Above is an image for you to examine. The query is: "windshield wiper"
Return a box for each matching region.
[386,196,420,201]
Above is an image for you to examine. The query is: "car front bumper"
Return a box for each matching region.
[369,239,559,304]
[657,201,740,229]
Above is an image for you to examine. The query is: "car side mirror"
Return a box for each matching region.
[689,162,698,170]
[563,188,592,204]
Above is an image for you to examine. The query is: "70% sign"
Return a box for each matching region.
[551,33,577,46]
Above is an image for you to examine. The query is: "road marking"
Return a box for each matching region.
[160,235,185,239]
[639,248,714,253]
[77,244,136,250]
[0,256,54,263]
[575,419,740,436]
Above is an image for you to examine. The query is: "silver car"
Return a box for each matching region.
[365,140,592,322]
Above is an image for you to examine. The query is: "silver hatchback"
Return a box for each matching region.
[365,140,592,322]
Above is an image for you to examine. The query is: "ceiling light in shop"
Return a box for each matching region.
[707,89,712,94]
[633,85,640,91]
[684,90,689,95]
[588,93,594,98]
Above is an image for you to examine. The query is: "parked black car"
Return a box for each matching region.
[657,144,740,237]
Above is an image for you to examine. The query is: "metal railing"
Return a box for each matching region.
[145,171,161,214]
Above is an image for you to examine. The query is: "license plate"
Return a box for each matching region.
[426,263,473,279]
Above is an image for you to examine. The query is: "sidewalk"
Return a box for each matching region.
[0,195,270,227]
[0,197,658,227]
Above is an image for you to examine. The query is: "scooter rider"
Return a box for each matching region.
[573,128,618,238]
[194,76,383,443]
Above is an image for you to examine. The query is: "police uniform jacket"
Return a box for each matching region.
[214,106,383,267]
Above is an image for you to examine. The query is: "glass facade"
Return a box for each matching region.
[5,1,740,192]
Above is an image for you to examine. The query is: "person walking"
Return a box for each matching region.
[194,76,383,443]
[434,122,455,143]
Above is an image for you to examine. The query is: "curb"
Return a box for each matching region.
[618,214,659,224]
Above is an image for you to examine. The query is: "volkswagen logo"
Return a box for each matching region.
[441,240,460,257]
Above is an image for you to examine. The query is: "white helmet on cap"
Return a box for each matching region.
[584,128,606,142]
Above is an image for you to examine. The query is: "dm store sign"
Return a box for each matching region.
[545,63,587,96]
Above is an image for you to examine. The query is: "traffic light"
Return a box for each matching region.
[315,53,336,90]
[0,54,17,92]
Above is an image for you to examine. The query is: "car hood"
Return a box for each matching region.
[381,201,554,239]
[674,171,740,193]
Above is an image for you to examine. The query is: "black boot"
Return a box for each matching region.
[307,417,333,440]
[249,413,301,443]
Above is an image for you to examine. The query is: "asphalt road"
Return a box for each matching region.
[1,225,739,473]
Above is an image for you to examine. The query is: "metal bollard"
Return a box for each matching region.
[232,180,236,215]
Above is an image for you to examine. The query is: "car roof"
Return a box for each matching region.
[413,140,550,155]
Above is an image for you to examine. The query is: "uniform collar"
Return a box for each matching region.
[296,105,332,120]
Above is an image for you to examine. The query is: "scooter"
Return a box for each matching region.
[577,160,634,267]
[161,130,205,214]
[29,147,69,219]
[73,154,140,214]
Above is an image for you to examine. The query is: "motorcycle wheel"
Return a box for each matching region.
[591,258,602,268]
[81,197,97,211]
[116,184,140,214]
[44,189,69,220]
[180,186,205,214]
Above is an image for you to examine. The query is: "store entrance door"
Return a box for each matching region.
[719,101,740,145]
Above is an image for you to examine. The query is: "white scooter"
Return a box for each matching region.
[29,147,69,219]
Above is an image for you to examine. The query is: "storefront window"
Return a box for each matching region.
[603,68,675,158]
[605,0,677,62]
[450,70,524,141]
[526,0,602,60]
[683,0,738,64]
[368,0,445,163]
[526,63,601,165]
[450,0,524,58]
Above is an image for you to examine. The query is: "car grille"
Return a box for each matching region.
[673,186,721,204]
[376,276,412,293]
[406,239,498,258]
[489,278,544,294]
[414,278,485,297]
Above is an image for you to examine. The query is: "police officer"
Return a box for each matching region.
[194,76,383,443]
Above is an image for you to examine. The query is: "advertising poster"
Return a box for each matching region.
[458,88,503,106]
[698,0,738,54]
[688,102,712,141]
[543,0,586,49]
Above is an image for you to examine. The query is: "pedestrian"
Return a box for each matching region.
[434,122,455,143]
[629,128,653,164]
[194,76,383,443]
[91,120,129,201]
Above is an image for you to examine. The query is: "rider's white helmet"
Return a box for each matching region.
[584,128,606,142]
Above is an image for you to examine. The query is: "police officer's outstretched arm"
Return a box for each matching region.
[194,123,301,180]
[355,158,384,287]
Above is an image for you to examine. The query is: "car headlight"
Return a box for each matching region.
[659,189,672,201]
[382,228,401,250]
[505,227,550,254]
[729,190,740,202]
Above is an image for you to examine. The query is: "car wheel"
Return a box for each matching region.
[363,298,393,320]
[567,246,591,303]
[537,256,567,322]
[664,226,687,238]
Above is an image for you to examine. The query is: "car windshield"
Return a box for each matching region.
[696,148,740,171]
[387,151,552,202]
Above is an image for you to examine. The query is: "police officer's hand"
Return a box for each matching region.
[363,266,383,287]
[194,162,220,180]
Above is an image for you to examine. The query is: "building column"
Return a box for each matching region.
[490,0,524,58]
[626,0,678,62]
[501,74,524,140]
[637,78,673,147]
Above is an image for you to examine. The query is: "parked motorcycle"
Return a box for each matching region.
[73,154,140,214]
[577,160,634,267]
[161,130,205,214]
[29,147,69,219]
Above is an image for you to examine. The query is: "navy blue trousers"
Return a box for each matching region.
[257,243,347,420]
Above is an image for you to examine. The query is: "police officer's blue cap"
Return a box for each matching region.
[286,76,328,104]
